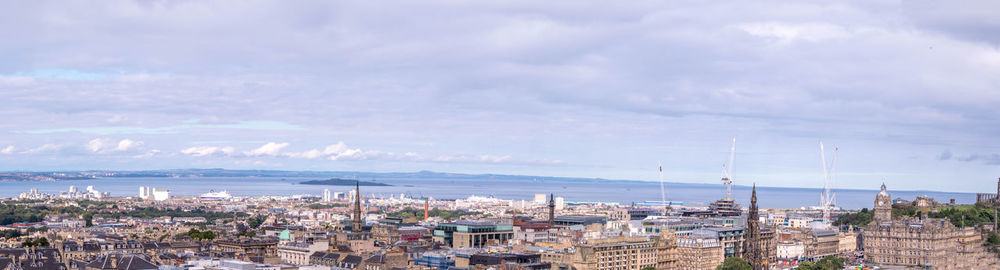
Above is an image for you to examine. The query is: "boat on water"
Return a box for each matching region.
[200,190,232,200]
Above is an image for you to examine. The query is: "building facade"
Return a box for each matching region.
[863,183,1000,269]
[433,221,514,248]
[568,236,658,270]
[675,232,724,270]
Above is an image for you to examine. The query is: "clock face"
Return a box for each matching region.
[878,200,884,206]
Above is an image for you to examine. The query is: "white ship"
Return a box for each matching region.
[200,190,232,200]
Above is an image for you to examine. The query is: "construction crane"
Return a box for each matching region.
[658,161,667,212]
[819,141,838,224]
[721,137,736,200]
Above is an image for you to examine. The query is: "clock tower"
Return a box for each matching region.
[874,183,892,222]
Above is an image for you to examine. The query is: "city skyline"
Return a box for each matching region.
[2,0,1000,193]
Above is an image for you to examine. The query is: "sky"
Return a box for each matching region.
[0,0,999,193]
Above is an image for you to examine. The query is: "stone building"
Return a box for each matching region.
[276,237,328,265]
[359,251,408,270]
[776,241,803,260]
[566,236,659,270]
[654,230,679,270]
[836,232,857,256]
[674,231,724,270]
[801,229,838,260]
[0,248,67,270]
[863,183,1000,269]
[214,238,279,263]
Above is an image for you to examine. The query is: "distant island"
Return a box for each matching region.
[300,178,391,186]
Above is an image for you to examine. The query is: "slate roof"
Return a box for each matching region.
[116,255,157,270]
[340,255,363,266]
[0,258,13,270]
[364,254,385,263]
[85,255,114,269]
[334,245,353,252]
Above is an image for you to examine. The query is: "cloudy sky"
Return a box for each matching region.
[1,0,998,192]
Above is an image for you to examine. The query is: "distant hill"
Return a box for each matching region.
[300,178,391,186]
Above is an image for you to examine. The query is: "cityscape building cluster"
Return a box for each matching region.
[2,178,1000,269]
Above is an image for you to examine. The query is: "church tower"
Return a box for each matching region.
[353,181,363,233]
[874,183,892,222]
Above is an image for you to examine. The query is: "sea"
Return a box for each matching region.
[0,177,978,210]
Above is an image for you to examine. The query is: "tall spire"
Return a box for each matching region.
[548,193,555,225]
[743,183,764,270]
[352,181,363,233]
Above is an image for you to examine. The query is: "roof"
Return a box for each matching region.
[311,251,341,261]
[117,255,158,270]
[364,255,385,263]
[341,255,363,265]
[86,255,115,269]
[0,258,12,270]
[553,215,607,225]
[335,245,353,252]
[451,220,496,226]
[811,229,837,237]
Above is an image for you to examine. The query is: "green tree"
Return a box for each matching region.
[833,208,873,227]
[816,256,845,269]
[797,262,818,270]
[179,229,217,240]
[640,266,656,270]
[986,232,1000,246]
[929,204,996,228]
[247,215,267,229]
[797,256,845,270]
[21,237,50,247]
[717,257,751,270]
[83,212,94,227]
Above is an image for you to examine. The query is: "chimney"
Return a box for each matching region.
[424,199,429,221]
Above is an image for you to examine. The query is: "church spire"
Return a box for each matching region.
[352,181,363,233]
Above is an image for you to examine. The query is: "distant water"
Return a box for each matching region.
[0,177,978,210]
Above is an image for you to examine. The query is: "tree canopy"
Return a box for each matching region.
[717,257,751,270]
[797,256,845,270]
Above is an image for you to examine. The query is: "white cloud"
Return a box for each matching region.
[132,149,162,159]
[284,141,366,160]
[3,0,1000,191]
[276,141,562,165]
[180,146,236,157]
[87,138,144,153]
[736,22,851,44]
[20,144,62,154]
[285,149,324,159]
[0,145,14,154]
[117,139,143,151]
[245,142,289,156]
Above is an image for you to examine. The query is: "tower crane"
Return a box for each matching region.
[820,141,838,224]
[721,137,736,200]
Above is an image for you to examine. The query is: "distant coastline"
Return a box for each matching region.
[300,178,391,186]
